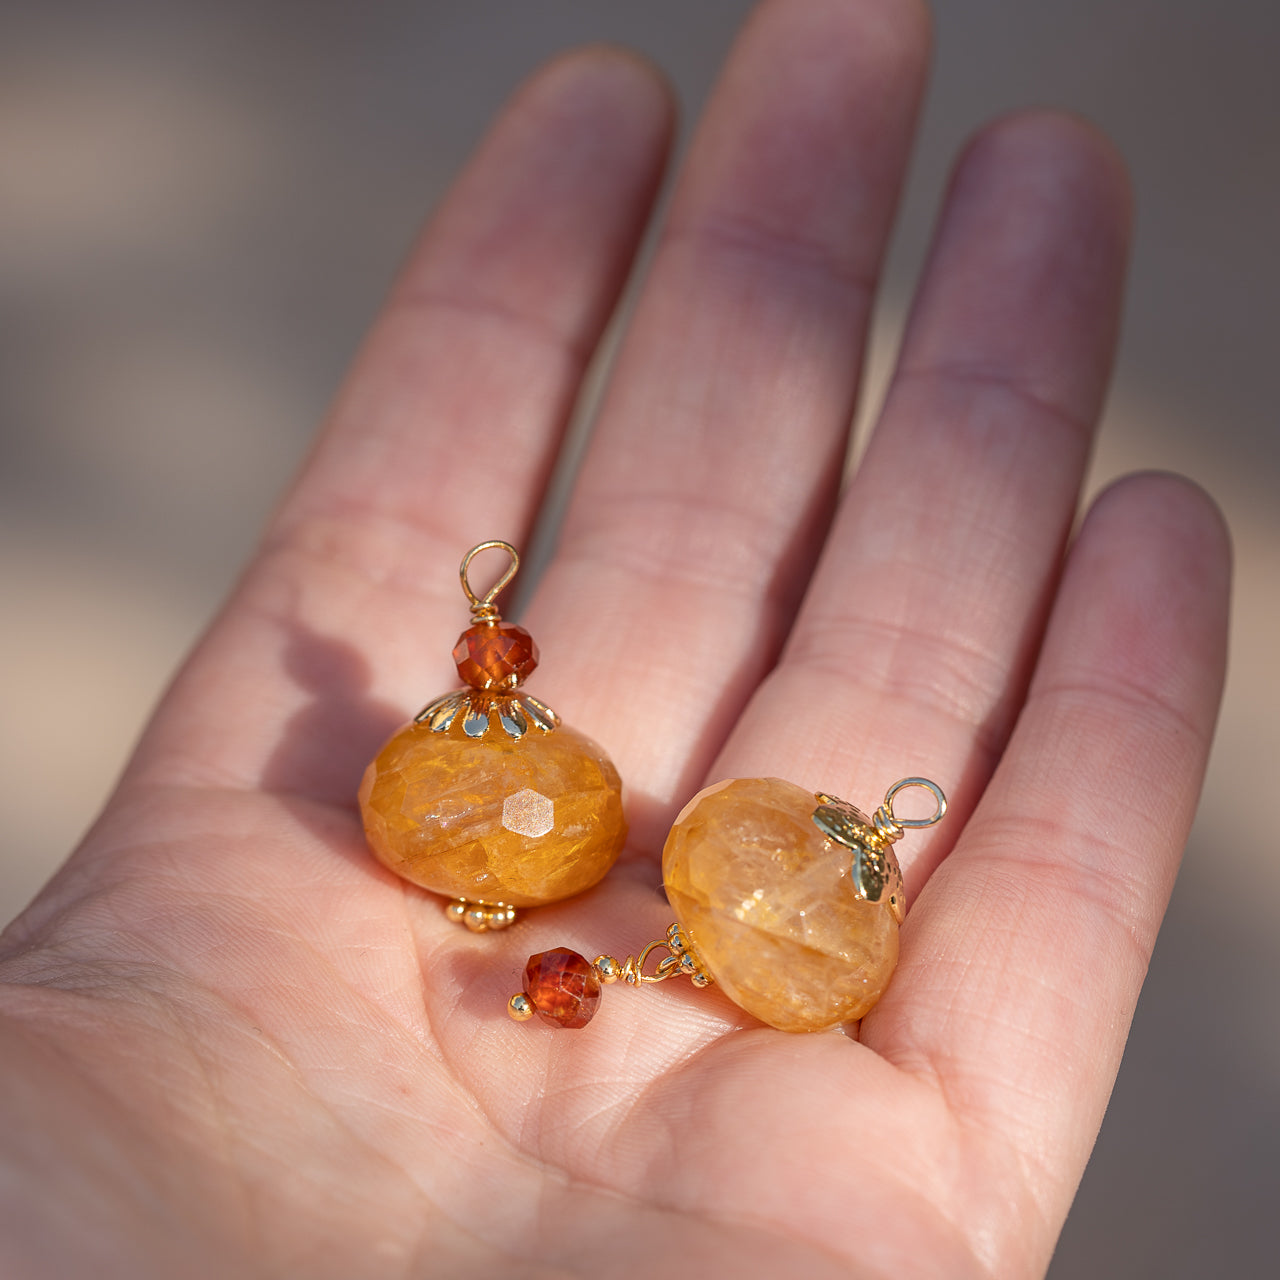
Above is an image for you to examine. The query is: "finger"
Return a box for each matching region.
[127,50,674,793]
[713,112,1131,891]
[523,0,931,850]
[864,474,1230,1264]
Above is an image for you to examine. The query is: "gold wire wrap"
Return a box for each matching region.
[459,540,520,624]
[879,777,947,834]
[594,924,713,989]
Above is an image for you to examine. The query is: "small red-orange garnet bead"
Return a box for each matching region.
[523,948,602,1029]
[452,622,538,690]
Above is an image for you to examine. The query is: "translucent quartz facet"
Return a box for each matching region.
[662,777,899,1033]
[524,949,602,1028]
[359,714,625,907]
[453,622,538,690]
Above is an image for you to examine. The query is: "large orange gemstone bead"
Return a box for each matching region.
[662,777,899,1033]
[359,713,625,908]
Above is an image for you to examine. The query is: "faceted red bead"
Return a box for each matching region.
[523,948,602,1029]
[453,622,538,690]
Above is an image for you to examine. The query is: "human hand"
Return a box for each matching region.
[0,2,1229,1276]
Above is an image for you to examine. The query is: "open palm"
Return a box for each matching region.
[0,3,1228,1277]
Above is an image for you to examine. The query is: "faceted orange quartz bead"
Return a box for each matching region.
[360,713,624,908]
[663,778,902,1033]
[358,541,626,928]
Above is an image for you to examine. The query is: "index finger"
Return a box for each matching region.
[125,51,674,797]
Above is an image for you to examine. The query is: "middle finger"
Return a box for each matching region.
[525,0,931,851]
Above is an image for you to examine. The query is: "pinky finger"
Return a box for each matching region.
[863,472,1230,1264]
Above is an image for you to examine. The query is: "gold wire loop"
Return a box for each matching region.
[459,540,520,620]
[633,940,678,984]
[605,940,681,985]
[594,923,713,990]
[882,777,947,830]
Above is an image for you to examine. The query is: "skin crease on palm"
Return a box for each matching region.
[0,1,1231,1277]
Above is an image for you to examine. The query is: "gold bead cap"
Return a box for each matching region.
[812,778,947,925]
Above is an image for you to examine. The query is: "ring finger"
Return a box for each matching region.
[712,110,1132,897]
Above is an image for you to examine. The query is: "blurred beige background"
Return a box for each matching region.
[0,1,1275,1274]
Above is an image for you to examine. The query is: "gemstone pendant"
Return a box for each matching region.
[508,776,945,1031]
[663,778,900,1032]
[358,541,626,930]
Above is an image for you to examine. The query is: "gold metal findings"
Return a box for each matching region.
[812,777,947,924]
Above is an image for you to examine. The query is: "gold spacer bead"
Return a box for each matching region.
[691,971,712,989]
[508,993,535,1021]
[594,955,621,984]
[463,907,490,933]
[444,899,467,924]
[486,906,517,932]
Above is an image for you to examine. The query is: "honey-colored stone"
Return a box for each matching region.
[662,777,899,1033]
[359,713,625,908]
